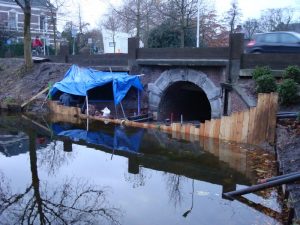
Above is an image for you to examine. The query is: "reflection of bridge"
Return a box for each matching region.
[18,114,258,188]
[50,120,252,190]
[0,132,29,157]
[7,114,274,186]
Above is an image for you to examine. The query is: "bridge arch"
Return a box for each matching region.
[148,69,222,121]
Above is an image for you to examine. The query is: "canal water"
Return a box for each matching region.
[0,113,284,225]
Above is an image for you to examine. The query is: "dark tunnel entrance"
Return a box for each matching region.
[158,81,211,122]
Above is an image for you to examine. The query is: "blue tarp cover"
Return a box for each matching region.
[52,124,144,154]
[50,65,143,105]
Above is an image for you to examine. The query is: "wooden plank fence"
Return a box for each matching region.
[196,93,278,145]
[49,92,278,146]
[143,92,277,145]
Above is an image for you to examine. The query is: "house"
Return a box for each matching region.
[102,28,130,53]
[0,0,57,45]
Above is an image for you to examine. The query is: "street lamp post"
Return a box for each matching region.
[196,0,200,47]
[72,36,75,55]
[71,28,77,56]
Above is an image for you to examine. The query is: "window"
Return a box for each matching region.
[109,42,115,47]
[0,12,8,27]
[40,15,45,31]
[280,33,298,44]
[8,11,16,29]
[262,34,278,43]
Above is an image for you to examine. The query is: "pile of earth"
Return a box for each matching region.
[0,58,70,111]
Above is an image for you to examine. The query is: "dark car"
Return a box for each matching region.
[245,31,300,53]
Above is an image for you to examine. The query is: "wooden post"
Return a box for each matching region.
[86,95,89,117]
[266,93,278,144]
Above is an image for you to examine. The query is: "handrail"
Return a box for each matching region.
[223,172,300,200]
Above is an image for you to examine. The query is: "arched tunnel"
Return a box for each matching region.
[158,81,211,122]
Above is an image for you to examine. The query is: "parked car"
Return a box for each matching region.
[245,31,300,53]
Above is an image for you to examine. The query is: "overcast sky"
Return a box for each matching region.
[59,0,300,31]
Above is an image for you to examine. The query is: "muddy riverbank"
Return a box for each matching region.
[277,119,300,224]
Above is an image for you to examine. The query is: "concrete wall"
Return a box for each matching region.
[137,47,229,59]
[241,53,300,70]
[48,54,129,69]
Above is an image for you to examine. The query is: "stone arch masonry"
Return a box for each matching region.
[148,69,222,119]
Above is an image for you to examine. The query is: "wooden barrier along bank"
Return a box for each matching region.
[48,92,278,146]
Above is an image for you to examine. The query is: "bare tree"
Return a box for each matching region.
[111,0,160,45]
[164,174,186,208]
[223,0,242,34]
[243,18,260,39]
[102,10,121,53]
[76,4,90,50]
[38,140,74,175]
[43,0,63,55]
[124,167,150,188]
[259,8,294,32]
[13,0,32,70]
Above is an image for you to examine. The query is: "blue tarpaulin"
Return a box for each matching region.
[52,124,144,154]
[50,65,143,105]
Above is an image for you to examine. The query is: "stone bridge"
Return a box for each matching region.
[126,35,243,122]
[51,33,300,122]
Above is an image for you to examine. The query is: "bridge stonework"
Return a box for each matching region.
[147,68,223,119]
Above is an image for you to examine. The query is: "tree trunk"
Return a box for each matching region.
[180,28,184,48]
[52,17,57,55]
[29,129,46,225]
[136,0,140,38]
[113,33,116,53]
[23,5,33,70]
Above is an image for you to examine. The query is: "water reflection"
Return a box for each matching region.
[0,113,284,225]
[52,123,144,154]
[0,126,121,225]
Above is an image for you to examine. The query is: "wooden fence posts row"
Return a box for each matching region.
[126,92,278,145]
[166,93,278,145]
[49,92,278,146]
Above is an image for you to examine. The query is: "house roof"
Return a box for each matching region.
[0,0,49,8]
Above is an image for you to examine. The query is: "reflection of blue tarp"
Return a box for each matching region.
[52,124,144,154]
[50,65,143,105]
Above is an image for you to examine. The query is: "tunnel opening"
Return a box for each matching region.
[158,81,211,122]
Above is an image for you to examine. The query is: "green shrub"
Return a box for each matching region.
[252,66,272,81]
[278,79,298,105]
[0,43,24,58]
[283,65,300,84]
[255,74,277,93]
[3,97,16,104]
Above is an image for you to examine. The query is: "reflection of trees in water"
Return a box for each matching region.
[38,140,75,175]
[0,130,122,225]
[124,167,152,188]
[164,173,188,208]
[0,176,121,225]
